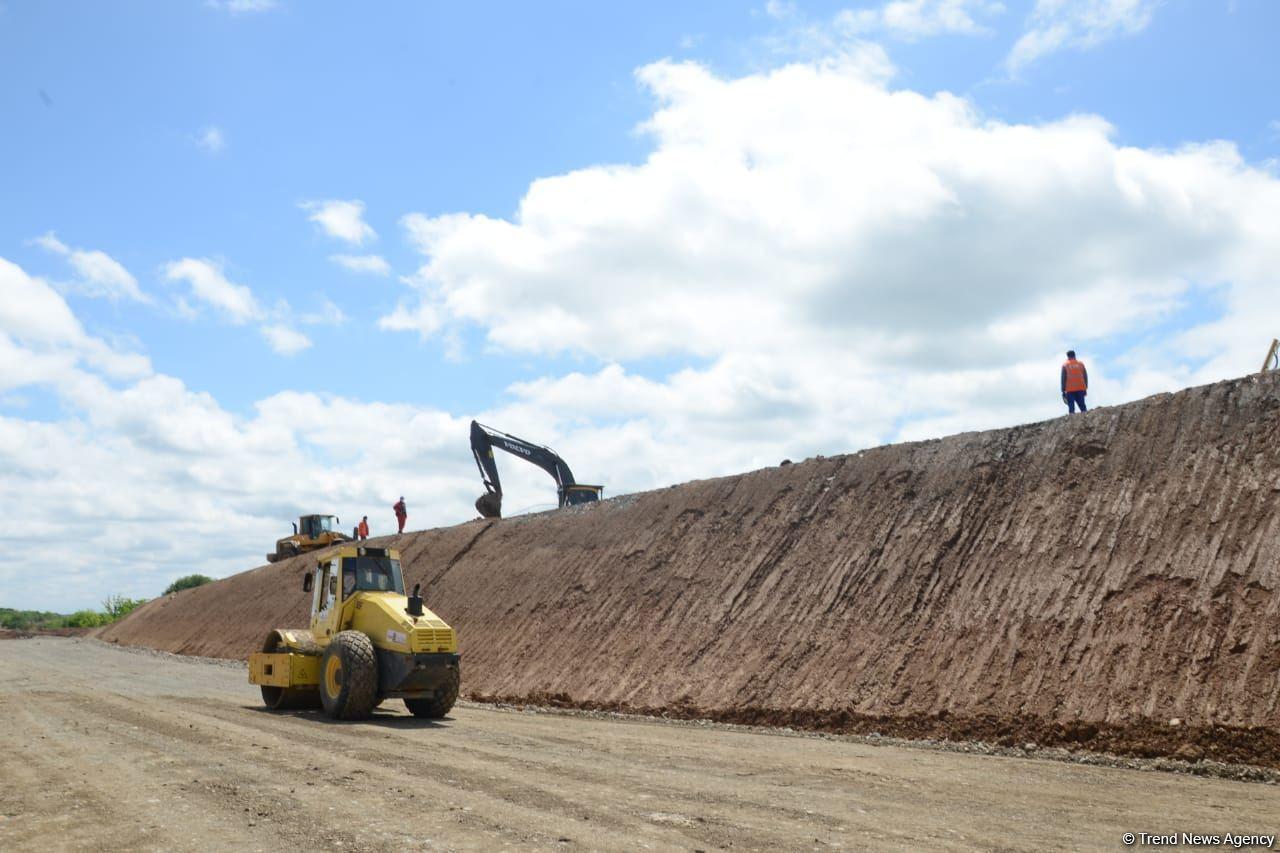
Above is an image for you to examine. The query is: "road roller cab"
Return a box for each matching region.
[248,545,460,720]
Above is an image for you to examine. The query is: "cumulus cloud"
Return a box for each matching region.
[260,324,312,356]
[162,258,327,356]
[7,47,1280,613]
[299,297,348,326]
[378,298,443,341]
[329,253,391,275]
[837,0,1006,39]
[207,0,277,13]
[0,255,488,610]
[1007,0,1161,72]
[385,55,1280,453]
[301,199,377,246]
[163,258,261,324]
[194,125,226,154]
[765,0,798,20]
[32,232,148,303]
[0,258,150,390]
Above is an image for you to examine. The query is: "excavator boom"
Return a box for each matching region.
[470,420,602,518]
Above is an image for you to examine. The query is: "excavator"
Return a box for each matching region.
[470,420,603,518]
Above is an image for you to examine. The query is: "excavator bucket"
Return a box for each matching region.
[475,493,502,519]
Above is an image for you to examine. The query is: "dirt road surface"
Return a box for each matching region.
[1,639,1276,852]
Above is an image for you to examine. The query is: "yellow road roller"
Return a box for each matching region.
[248,545,459,720]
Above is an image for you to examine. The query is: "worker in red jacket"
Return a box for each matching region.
[1061,350,1089,414]
[393,497,407,534]
[357,515,370,541]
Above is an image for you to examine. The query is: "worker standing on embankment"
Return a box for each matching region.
[393,497,407,534]
[1061,350,1089,414]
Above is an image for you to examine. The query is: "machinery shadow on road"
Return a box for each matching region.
[243,706,454,730]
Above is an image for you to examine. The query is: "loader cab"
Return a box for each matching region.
[299,514,340,541]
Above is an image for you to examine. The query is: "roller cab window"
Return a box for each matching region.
[341,556,405,594]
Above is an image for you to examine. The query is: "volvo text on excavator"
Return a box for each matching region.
[470,420,603,519]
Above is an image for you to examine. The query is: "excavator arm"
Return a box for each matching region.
[470,420,602,518]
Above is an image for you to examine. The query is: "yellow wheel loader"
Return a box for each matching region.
[248,545,459,720]
[266,514,351,563]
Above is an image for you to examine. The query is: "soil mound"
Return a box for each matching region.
[100,373,1280,764]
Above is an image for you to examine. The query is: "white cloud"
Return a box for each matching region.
[163,258,261,324]
[7,47,1280,614]
[385,55,1280,453]
[301,199,377,245]
[207,0,277,13]
[195,126,226,154]
[260,324,312,356]
[329,253,391,275]
[765,0,798,20]
[161,258,330,357]
[32,231,147,303]
[837,0,1005,39]
[0,257,149,391]
[0,257,486,610]
[1007,0,1161,72]
[379,297,443,341]
[299,297,347,326]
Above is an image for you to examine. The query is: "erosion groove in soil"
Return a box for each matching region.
[99,372,1280,765]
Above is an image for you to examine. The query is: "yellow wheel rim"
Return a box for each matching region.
[324,655,343,696]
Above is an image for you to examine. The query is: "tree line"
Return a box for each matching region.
[1,574,215,631]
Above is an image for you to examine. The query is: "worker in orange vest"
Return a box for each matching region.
[1061,350,1089,414]
[357,515,370,541]
[393,496,407,534]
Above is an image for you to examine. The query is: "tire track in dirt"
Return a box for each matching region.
[6,639,1280,852]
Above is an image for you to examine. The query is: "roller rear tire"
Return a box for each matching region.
[404,666,460,719]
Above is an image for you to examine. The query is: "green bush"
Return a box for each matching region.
[102,594,147,621]
[0,596,147,631]
[64,610,108,628]
[163,574,215,595]
[0,608,68,630]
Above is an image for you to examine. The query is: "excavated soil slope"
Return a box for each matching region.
[101,373,1280,765]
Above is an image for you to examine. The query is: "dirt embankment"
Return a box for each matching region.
[100,373,1280,765]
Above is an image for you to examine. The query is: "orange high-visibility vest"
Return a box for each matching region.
[1063,359,1087,393]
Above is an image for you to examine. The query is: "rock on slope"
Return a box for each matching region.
[100,373,1280,763]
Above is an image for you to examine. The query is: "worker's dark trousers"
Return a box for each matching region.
[1066,391,1087,413]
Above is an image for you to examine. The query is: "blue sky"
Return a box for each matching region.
[2,0,1279,610]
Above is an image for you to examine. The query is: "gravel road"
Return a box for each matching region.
[1,638,1276,852]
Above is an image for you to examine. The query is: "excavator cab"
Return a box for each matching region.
[561,484,604,507]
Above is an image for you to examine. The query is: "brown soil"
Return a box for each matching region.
[99,372,1280,766]
[10,638,1280,853]
[0,627,89,640]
